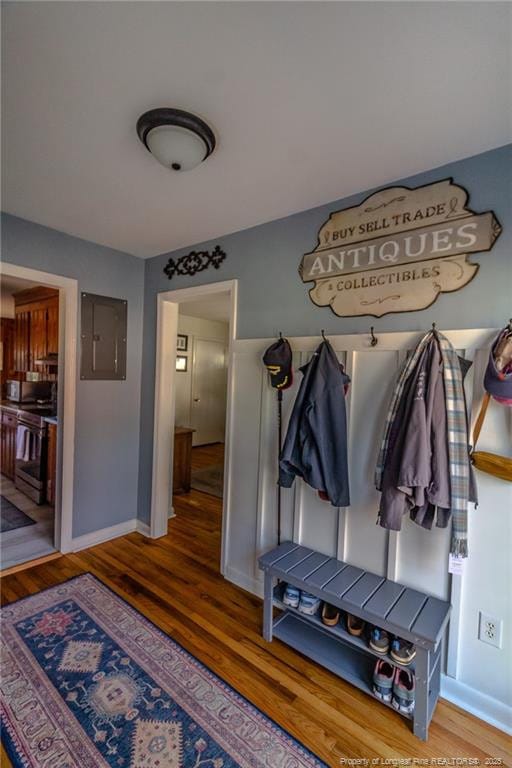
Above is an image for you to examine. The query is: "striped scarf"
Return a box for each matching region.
[375,331,472,557]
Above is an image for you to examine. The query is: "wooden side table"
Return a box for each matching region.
[173,427,195,494]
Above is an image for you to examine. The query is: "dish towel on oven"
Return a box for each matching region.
[16,425,31,462]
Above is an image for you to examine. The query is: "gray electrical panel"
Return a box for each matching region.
[80,293,127,380]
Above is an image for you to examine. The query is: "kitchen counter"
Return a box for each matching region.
[1,402,57,421]
[0,401,19,414]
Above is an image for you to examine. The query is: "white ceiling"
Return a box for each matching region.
[2,2,511,259]
[179,293,231,324]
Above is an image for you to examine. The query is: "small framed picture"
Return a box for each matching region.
[176,355,188,372]
[177,334,188,351]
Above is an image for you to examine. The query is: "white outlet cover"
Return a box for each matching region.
[478,611,504,649]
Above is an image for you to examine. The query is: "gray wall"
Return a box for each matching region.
[1,213,144,537]
[138,144,512,523]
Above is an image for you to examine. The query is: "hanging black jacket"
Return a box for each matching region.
[279,340,350,507]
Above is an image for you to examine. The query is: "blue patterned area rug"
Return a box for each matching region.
[0,573,326,768]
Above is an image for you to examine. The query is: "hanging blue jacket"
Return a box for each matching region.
[279,340,350,507]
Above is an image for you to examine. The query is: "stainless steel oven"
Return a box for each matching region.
[14,409,51,504]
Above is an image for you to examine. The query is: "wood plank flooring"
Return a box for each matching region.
[1,448,510,765]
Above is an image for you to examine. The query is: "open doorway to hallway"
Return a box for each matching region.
[170,294,230,570]
[150,280,237,576]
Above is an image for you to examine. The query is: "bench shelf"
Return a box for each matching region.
[258,541,451,741]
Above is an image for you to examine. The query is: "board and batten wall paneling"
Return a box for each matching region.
[226,328,511,715]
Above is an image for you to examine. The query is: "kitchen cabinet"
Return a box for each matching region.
[173,427,195,494]
[13,287,59,374]
[46,422,57,506]
[46,297,59,356]
[0,408,17,480]
[14,309,30,373]
[1,318,16,398]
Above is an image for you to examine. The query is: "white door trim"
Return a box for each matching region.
[150,279,238,576]
[0,261,78,554]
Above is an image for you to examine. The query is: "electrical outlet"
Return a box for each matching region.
[478,612,503,649]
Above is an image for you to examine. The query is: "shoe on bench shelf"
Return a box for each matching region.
[392,667,415,715]
[372,659,395,703]
[390,638,416,666]
[283,584,300,608]
[346,614,365,636]
[369,627,390,654]
[298,592,321,616]
[321,602,340,627]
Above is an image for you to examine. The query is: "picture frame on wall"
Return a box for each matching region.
[176,355,188,372]
[177,334,188,351]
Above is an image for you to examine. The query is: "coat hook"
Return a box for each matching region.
[278,331,283,339]
[432,322,437,331]
[321,329,327,341]
[370,326,378,347]
[507,318,512,332]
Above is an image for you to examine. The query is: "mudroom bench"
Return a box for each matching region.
[258,541,451,740]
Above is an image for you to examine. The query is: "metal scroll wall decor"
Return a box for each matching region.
[163,245,226,280]
[299,178,502,317]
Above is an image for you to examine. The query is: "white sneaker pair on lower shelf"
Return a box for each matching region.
[282,584,321,615]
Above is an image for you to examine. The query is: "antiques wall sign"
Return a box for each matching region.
[299,179,501,317]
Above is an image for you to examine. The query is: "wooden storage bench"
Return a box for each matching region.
[258,541,451,740]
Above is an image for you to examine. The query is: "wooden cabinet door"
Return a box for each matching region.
[46,423,57,505]
[29,304,48,370]
[46,297,59,356]
[0,319,16,397]
[14,309,30,373]
[0,412,17,480]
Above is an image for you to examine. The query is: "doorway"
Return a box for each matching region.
[150,280,237,576]
[0,262,77,569]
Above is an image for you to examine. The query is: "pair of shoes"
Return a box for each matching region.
[369,628,416,665]
[321,602,340,626]
[373,660,415,714]
[322,609,365,633]
[282,584,321,615]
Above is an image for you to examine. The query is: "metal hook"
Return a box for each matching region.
[321,329,327,341]
[432,322,437,331]
[278,331,283,339]
[370,326,378,347]
[507,318,512,333]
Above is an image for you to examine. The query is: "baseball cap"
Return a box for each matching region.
[263,337,293,390]
[483,328,512,406]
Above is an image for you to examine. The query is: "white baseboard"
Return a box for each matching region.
[441,675,512,734]
[224,565,263,599]
[71,518,152,552]
[136,520,152,537]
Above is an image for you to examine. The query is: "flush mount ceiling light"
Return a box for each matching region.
[136,108,216,172]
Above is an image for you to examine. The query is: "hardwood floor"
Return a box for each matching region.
[1,478,510,765]
[191,441,225,472]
